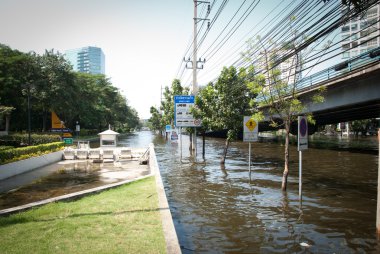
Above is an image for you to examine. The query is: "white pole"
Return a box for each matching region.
[192,1,198,156]
[180,127,182,162]
[194,128,197,162]
[249,142,251,173]
[299,150,302,201]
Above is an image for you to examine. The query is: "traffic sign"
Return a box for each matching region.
[166,125,171,132]
[174,95,202,127]
[63,138,73,145]
[245,118,257,132]
[298,116,308,151]
[171,130,179,141]
[243,116,258,142]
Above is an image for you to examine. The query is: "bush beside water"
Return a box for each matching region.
[0,142,64,165]
[0,133,61,146]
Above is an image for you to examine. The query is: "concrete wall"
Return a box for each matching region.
[0,151,63,180]
[149,144,181,254]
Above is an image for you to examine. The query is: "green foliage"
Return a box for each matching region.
[78,129,99,136]
[160,79,189,127]
[0,146,13,151]
[194,66,256,141]
[0,44,140,133]
[148,106,163,132]
[148,79,188,133]
[0,141,64,164]
[0,133,61,146]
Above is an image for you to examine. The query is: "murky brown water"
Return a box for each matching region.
[0,131,379,253]
[152,131,380,253]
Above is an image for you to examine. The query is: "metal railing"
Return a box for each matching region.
[258,46,380,101]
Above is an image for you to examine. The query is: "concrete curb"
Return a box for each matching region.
[0,150,63,180]
[149,144,182,254]
[0,174,153,216]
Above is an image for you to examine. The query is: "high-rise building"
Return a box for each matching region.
[341,4,380,59]
[64,46,105,74]
[256,49,301,85]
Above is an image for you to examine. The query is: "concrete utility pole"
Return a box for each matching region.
[193,0,197,95]
[187,0,209,156]
[377,127,380,236]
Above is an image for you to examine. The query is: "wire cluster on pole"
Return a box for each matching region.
[174,0,379,92]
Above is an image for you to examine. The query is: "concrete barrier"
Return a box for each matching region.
[149,144,181,254]
[0,151,63,180]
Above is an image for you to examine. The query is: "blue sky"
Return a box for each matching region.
[0,0,339,119]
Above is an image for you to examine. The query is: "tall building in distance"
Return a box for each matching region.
[341,4,380,59]
[64,46,105,74]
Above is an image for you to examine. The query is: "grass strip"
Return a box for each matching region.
[0,176,166,254]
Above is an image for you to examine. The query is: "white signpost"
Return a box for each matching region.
[174,95,201,127]
[298,115,308,202]
[243,116,259,173]
[174,95,202,161]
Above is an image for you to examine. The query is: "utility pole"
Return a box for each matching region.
[184,0,209,157]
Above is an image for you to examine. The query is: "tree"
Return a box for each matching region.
[34,49,76,131]
[193,66,255,164]
[245,35,324,191]
[0,44,42,132]
[160,79,189,127]
[0,44,139,133]
[148,106,163,134]
[193,82,220,159]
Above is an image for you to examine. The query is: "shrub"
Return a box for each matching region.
[79,129,99,136]
[0,146,13,151]
[0,133,61,146]
[0,142,64,165]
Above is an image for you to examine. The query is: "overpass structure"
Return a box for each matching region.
[259,47,380,128]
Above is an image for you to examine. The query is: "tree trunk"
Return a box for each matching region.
[189,133,193,152]
[220,138,230,164]
[202,132,205,160]
[5,115,10,132]
[42,110,47,132]
[281,120,290,191]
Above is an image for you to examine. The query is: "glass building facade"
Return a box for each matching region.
[64,46,105,74]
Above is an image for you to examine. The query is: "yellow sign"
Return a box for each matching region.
[63,133,72,138]
[245,119,257,132]
[51,111,65,129]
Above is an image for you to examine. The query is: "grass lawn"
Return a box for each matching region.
[0,176,166,254]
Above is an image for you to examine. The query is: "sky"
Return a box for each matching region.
[0,0,195,119]
[0,0,340,119]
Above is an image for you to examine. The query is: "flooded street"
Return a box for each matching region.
[152,132,379,253]
[0,131,379,253]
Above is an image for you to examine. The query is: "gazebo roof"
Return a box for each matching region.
[98,129,120,135]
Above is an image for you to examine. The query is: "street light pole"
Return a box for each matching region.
[25,84,31,145]
[27,89,31,145]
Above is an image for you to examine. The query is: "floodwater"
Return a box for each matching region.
[0,131,379,253]
[0,148,150,210]
[151,131,379,253]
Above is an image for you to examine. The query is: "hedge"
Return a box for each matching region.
[0,142,64,165]
[0,133,61,146]
[0,146,13,151]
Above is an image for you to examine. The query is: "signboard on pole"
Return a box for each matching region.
[165,125,171,132]
[174,95,202,127]
[243,116,258,142]
[298,116,308,151]
[170,129,179,141]
[63,138,73,145]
